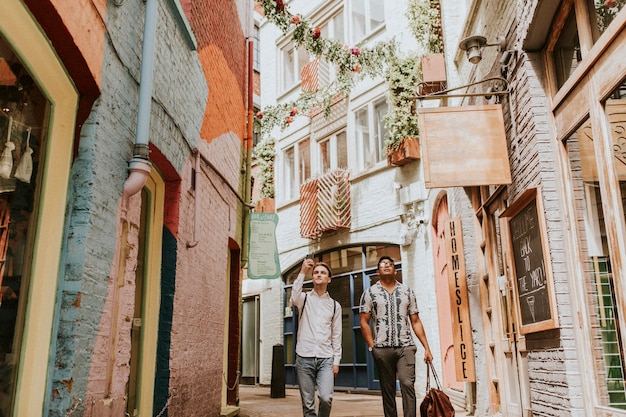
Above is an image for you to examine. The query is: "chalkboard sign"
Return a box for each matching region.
[502,188,559,334]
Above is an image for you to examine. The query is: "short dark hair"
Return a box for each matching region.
[378,256,394,265]
[314,261,333,278]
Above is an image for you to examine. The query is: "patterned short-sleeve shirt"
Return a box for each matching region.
[359,281,419,347]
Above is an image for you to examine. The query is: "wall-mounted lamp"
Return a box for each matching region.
[459,35,507,64]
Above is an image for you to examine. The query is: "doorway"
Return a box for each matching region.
[241,296,260,385]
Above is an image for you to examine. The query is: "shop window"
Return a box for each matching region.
[553,6,581,89]
[548,1,626,92]
[564,111,626,409]
[591,0,626,39]
[0,35,50,415]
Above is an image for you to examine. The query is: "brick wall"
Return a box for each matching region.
[44,0,246,415]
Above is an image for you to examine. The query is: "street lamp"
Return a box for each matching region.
[459,35,507,64]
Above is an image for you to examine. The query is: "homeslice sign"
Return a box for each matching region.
[445,218,476,382]
[248,212,281,279]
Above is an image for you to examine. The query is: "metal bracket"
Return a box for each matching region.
[414,77,510,101]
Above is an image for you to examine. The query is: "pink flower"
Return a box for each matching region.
[605,0,617,7]
[285,116,294,124]
[351,47,360,56]
[291,15,301,25]
[353,64,362,73]
[312,27,321,39]
[255,111,264,119]
[275,0,285,11]
[290,107,299,117]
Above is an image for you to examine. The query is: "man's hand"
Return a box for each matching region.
[300,258,314,274]
[333,364,339,377]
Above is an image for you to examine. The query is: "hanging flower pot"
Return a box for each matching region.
[388,137,420,166]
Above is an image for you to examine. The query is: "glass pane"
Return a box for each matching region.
[299,138,310,184]
[353,273,364,307]
[333,11,345,44]
[297,47,310,82]
[369,0,385,31]
[328,276,353,364]
[565,116,626,409]
[604,83,626,409]
[336,131,348,168]
[285,334,294,365]
[364,245,401,269]
[351,0,366,42]
[592,0,626,38]
[553,7,580,90]
[241,298,258,378]
[322,247,364,276]
[356,107,370,169]
[283,47,296,90]
[320,139,330,172]
[283,147,296,200]
[374,99,388,163]
[0,35,50,414]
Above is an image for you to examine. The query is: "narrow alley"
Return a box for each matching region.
[235,385,469,417]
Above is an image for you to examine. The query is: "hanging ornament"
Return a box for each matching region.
[0,117,15,179]
[14,127,33,183]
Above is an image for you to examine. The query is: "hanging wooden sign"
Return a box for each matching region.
[418,104,512,188]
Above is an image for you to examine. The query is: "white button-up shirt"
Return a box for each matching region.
[290,273,342,365]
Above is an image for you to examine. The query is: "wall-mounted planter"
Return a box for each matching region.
[388,137,420,166]
[420,54,446,95]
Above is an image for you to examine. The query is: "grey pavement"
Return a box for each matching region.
[236,384,469,417]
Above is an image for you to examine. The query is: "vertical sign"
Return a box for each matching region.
[445,218,476,382]
[248,212,281,279]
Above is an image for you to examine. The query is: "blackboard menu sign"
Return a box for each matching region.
[502,188,559,334]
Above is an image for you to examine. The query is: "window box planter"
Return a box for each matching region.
[387,137,420,166]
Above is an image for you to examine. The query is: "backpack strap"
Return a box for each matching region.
[299,293,338,322]
[298,293,308,323]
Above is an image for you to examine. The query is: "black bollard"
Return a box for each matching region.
[270,344,285,398]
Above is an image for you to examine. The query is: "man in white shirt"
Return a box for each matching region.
[291,258,342,417]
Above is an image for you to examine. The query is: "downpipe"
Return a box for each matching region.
[123,0,157,198]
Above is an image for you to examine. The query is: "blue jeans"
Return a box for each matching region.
[295,355,334,417]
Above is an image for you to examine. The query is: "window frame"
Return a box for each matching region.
[349,0,385,44]
[353,96,389,171]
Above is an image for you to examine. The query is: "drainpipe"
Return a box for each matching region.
[123,0,156,198]
[240,39,254,267]
[186,149,200,248]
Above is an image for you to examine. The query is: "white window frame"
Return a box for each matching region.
[353,97,388,171]
[317,130,347,174]
[279,137,311,203]
[279,42,310,93]
[349,0,385,44]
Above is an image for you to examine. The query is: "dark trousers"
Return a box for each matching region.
[372,346,417,417]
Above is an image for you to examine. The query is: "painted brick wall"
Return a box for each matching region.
[46,0,245,415]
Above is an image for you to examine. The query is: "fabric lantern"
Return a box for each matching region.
[14,127,33,183]
[0,117,15,179]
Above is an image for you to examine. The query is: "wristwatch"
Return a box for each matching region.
[368,346,373,352]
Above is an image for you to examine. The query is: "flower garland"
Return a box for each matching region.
[254,0,398,137]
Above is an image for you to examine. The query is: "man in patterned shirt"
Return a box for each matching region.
[359,255,433,417]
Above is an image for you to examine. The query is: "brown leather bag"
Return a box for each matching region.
[419,362,455,417]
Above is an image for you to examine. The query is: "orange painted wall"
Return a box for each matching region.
[187,2,247,142]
